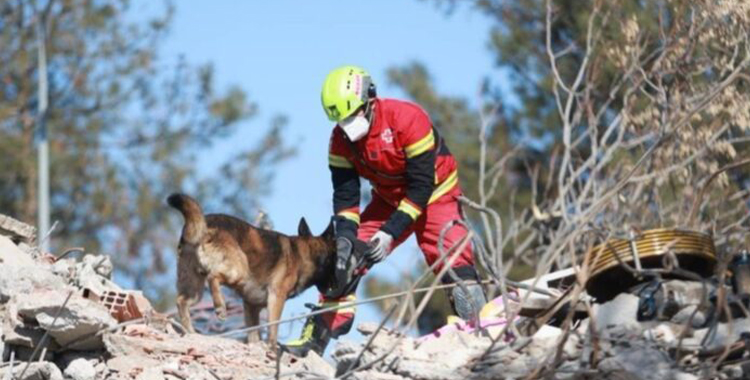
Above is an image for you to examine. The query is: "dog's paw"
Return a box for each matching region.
[215,307,227,321]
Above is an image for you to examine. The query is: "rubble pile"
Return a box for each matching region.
[0,214,334,380]
[4,210,750,380]
[329,282,750,380]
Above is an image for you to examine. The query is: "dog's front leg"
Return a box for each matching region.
[266,290,287,351]
[208,275,227,321]
[176,294,197,333]
[243,301,262,343]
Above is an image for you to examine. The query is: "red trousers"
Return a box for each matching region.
[357,194,475,272]
[319,194,475,332]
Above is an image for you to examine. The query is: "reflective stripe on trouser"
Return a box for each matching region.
[318,294,356,333]
[319,194,475,304]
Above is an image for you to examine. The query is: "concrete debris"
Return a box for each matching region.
[0,263,68,304]
[2,321,57,350]
[63,358,96,380]
[684,318,750,351]
[0,221,338,380]
[50,258,75,279]
[593,293,640,330]
[300,351,336,379]
[5,216,750,380]
[16,289,117,350]
[328,280,750,380]
[75,255,122,295]
[671,304,707,327]
[0,235,35,268]
[597,346,672,380]
[0,213,36,243]
[134,366,164,380]
[0,362,63,380]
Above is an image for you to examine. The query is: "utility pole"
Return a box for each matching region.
[36,7,50,253]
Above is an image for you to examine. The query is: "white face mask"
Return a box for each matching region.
[339,115,370,141]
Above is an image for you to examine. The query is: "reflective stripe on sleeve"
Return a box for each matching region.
[397,199,422,220]
[329,154,354,168]
[404,130,435,158]
[337,209,360,224]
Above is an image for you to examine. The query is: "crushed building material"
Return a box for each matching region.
[3,215,750,379]
[0,214,36,244]
[0,219,337,379]
[0,361,64,380]
[16,289,117,350]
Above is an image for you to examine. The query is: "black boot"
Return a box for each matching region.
[451,283,487,321]
[280,303,354,357]
[444,266,487,321]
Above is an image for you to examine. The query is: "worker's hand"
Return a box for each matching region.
[366,230,393,263]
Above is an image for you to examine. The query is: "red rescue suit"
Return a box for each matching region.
[320,98,477,331]
[328,98,474,275]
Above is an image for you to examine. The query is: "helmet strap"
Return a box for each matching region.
[364,100,375,124]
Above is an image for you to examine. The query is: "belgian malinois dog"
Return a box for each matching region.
[167,193,337,349]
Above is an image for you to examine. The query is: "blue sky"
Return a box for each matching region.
[138,0,497,354]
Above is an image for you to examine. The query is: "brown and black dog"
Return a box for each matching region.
[167,193,337,348]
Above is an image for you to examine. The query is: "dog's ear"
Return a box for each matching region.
[321,218,335,239]
[298,217,312,237]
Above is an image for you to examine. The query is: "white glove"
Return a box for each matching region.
[367,230,393,263]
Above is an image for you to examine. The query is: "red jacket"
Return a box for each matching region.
[328,98,462,238]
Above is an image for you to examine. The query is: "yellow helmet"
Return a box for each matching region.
[321,65,375,122]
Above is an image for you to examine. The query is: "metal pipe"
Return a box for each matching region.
[35,5,50,253]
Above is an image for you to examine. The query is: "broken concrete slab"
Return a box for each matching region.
[2,322,60,351]
[5,344,56,362]
[671,305,706,327]
[0,264,68,304]
[106,355,162,376]
[55,351,102,378]
[356,321,381,336]
[75,261,122,295]
[0,213,37,243]
[0,362,63,380]
[684,318,750,351]
[597,346,672,380]
[16,241,43,259]
[0,235,34,268]
[63,358,96,380]
[16,289,117,350]
[81,254,113,279]
[292,351,335,379]
[50,258,75,279]
[592,293,640,331]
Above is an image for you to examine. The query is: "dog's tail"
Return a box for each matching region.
[167,193,207,245]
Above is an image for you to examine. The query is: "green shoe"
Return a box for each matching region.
[280,304,333,357]
[280,303,355,357]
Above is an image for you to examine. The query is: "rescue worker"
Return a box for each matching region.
[282,65,486,357]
